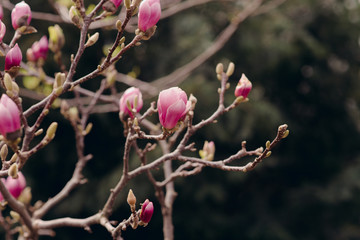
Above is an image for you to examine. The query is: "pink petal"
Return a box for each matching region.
[163,100,186,129]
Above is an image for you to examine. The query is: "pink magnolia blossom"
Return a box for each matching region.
[0,94,21,138]
[111,0,123,8]
[5,44,22,71]
[0,20,6,42]
[138,0,161,32]
[30,36,49,61]
[119,87,143,118]
[11,1,32,30]
[0,5,3,20]
[140,199,154,223]
[157,87,189,130]
[234,74,252,99]
[5,172,26,199]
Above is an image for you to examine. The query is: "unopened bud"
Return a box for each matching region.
[18,186,31,205]
[125,0,131,9]
[226,62,235,77]
[84,123,93,135]
[11,81,19,95]
[216,63,223,74]
[69,6,82,27]
[68,107,79,122]
[54,72,66,89]
[217,73,222,81]
[282,130,289,139]
[116,20,122,31]
[1,144,8,161]
[8,163,18,179]
[265,151,272,158]
[46,122,58,140]
[265,140,271,150]
[127,189,136,211]
[34,129,43,136]
[4,73,13,91]
[85,32,99,47]
[9,153,17,164]
[10,211,20,221]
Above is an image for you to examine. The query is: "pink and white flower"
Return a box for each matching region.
[0,94,21,138]
[11,1,32,30]
[138,0,161,32]
[157,87,189,130]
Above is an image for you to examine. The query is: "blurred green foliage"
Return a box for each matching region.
[2,0,360,239]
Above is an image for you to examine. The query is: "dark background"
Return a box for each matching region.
[2,0,360,239]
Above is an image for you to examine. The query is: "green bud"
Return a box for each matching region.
[266,140,271,150]
[265,151,272,158]
[46,122,58,140]
[282,130,290,139]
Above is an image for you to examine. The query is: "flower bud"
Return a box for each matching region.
[46,122,58,140]
[234,74,252,99]
[5,44,22,71]
[6,172,26,199]
[127,189,136,211]
[138,0,161,32]
[0,5,3,20]
[103,0,123,13]
[199,141,215,161]
[30,36,48,61]
[119,87,143,119]
[48,24,65,52]
[140,199,154,224]
[85,32,99,48]
[8,163,18,179]
[0,20,6,42]
[0,94,21,140]
[11,1,32,30]
[157,87,190,130]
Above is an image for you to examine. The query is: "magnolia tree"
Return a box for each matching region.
[0,0,288,239]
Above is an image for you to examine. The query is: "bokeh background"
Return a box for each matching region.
[2,0,360,239]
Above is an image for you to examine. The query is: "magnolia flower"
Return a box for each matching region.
[119,87,143,118]
[157,87,189,130]
[5,44,22,71]
[28,36,48,62]
[5,172,26,199]
[234,74,252,99]
[140,199,154,224]
[138,0,161,32]
[0,5,3,20]
[0,94,21,138]
[11,1,32,30]
[0,20,6,42]
[103,0,123,12]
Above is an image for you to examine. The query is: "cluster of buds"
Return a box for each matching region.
[0,172,26,202]
[157,87,190,130]
[11,1,32,30]
[0,94,21,141]
[127,189,154,227]
[119,87,143,119]
[26,36,49,63]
